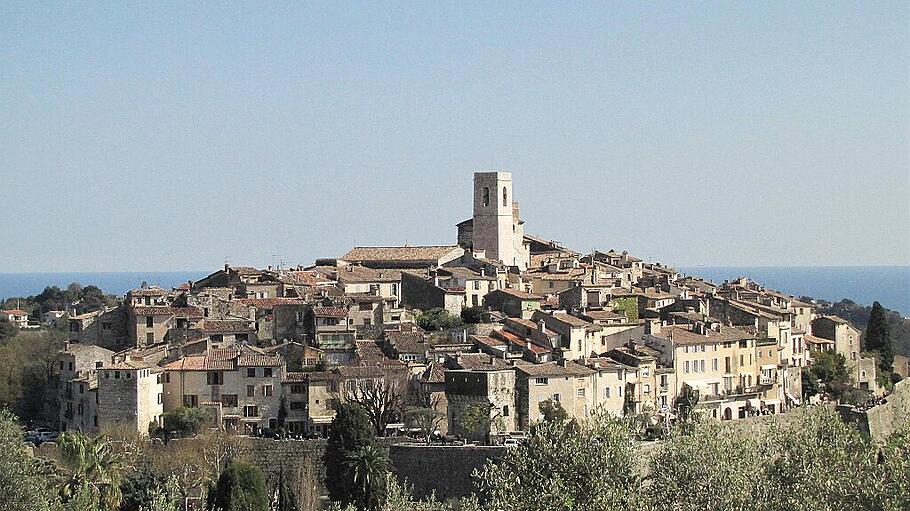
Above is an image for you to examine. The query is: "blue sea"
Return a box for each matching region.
[1,267,907,317]
[679,266,910,317]
[0,271,210,299]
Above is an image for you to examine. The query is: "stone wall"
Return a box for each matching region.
[389,444,505,500]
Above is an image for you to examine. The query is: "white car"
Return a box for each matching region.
[33,428,58,443]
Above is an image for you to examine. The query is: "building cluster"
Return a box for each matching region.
[53,172,881,439]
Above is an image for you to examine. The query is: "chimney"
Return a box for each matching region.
[537,319,546,333]
[628,339,637,353]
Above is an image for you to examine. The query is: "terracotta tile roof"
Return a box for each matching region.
[231,266,263,275]
[551,312,597,329]
[580,310,626,321]
[283,372,309,382]
[804,334,835,345]
[237,354,281,367]
[202,319,255,334]
[652,324,754,346]
[129,287,168,297]
[281,270,333,286]
[421,361,446,384]
[335,266,403,284]
[491,288,543,300]
[355,340,403,367]
[340,246,463,264]
[1,309,28,316]
[237,298,306,307]
[515,361,593,377]
[313,307,347,317]
[448,353,512,371]
[384,331,427,354]
[132,306,204,317]
[337,365,386,379]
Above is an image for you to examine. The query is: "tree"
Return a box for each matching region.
[866,301,894,374]
[269,464,299,511]
[344,444,391,510]
[475,411,640,510]
[674,383,699,424]
[120,460,180,511]
[460,306,487,325]
[343,375,405,436]
[404,407,443,442]
[415,308,463,331]
[324,403,389,509]
[276,396,288,435]
[162,406,212,436]
[207,460,268,511]
[57,432,128,511]
[801,369,820,399]
[0,409,59,511]
[456,402,504,443]
[538,398,569,424]
[0,318,17,342]
[809,350,850,400]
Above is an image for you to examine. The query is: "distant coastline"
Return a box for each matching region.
[1,266,907,317]
[679,265,910,317]
[0,271,209,300]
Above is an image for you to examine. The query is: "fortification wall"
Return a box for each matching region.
[388,444,505,500]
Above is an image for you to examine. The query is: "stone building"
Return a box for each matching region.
[444,353,516,441]
[96,361,164,434]
[514,360,594,430]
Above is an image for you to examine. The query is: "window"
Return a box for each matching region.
[263,368,273,378]
[644,384,651,393]
[246,385,255,397]
[552,393,560,402]
[391,283,398,296]
[359,302,372,311]
[290,401,304,410]
[59,361,64,370]
[207,371,223,385]
[244,405,259,418]
[684,346,689,354]
[642,367,650,377]
[534,377,548,385]
[576,388,585,397]
[482,187,490,206]
[699,360,705,372]
[291,384,304,394]
[114,371,120,379]
[146,332,154,343]
[502,187,507,205]
[700,345,706,353]
[604,387,611,398]
[146,316,153,327]
[712,358,718,371]
[502,405,509,417]
[247,368,256,378]
[102,322,111,330]
[740,354,744,366]
[263,384,273,397]
[77,403,83,415]
[618,386,623,397]
[221,394,238,407]
[157,393,162,404]
[684,361,690,373]
[474,280,480,290]
[183,395,198,407]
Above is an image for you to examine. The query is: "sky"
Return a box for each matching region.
[1,2,908,272]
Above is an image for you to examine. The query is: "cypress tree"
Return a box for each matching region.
[324,403,389,509]
[207,460,268,511]
[865,301,894,373]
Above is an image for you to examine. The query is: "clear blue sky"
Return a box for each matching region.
[1,2,907,272]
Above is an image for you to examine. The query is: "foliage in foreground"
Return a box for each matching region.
[206,459,268,511]
[475,406,909,511]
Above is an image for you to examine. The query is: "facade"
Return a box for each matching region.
[514,360,594,430]
[1,309,30,329]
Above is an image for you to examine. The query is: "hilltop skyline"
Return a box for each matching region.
[1,3,908,272]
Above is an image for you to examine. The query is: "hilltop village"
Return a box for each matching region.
[39,172,900,441]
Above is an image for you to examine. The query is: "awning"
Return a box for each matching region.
[785,390,801,405]
[761,364,777,371]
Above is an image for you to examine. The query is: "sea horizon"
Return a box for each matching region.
[1,265,907,317]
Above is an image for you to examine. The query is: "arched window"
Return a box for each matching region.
[482,187,490,206]
[502,187,507,205]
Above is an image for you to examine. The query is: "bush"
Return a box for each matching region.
[415,308,463,331]
[460,306,488,324]
[162,407,212,436]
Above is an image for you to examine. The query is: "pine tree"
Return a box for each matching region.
[865,301,894,373]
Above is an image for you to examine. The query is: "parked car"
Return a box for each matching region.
[34,427,59,444]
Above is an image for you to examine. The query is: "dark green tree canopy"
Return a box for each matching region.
[207,460,268,511]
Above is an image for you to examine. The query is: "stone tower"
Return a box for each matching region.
[472,171,529,270]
